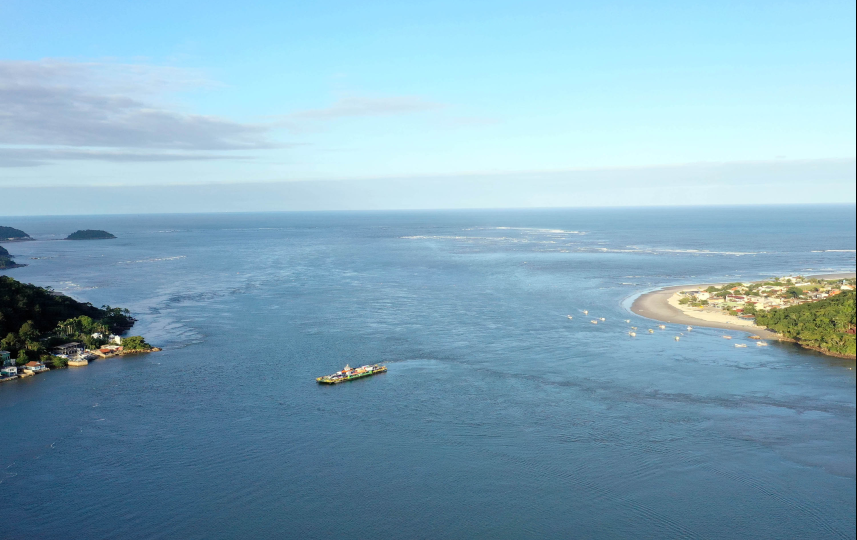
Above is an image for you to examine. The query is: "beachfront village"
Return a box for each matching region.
[677,275,856,317]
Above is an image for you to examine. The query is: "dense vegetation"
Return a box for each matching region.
[0,276,137,366]
[755,291,856,357]
[122,336,152,350]
[66,229,116,240]
[0,226,31,241]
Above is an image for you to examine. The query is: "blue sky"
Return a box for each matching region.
[1,1,855,213]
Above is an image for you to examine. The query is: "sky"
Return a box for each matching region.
[1,0,855,214]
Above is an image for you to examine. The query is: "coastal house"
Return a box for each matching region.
[0,350,11,366]
[1,366,17,378]
[23,361,47,372]
[91,332,103,339]
[109,335,122,345]
[53,342,84,356]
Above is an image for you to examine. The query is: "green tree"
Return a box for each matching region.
[43,354,67,369]
[786,286,803,299]
[16,349,32,366]
[121,336,151,350]
[19,320,39,341]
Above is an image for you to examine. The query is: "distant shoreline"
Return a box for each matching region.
[630,272,856,338]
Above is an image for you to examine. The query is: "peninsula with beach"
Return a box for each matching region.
[632,273,856,358]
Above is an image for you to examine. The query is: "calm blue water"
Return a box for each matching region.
[1,205,855,539]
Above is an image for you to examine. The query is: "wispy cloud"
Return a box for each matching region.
[0,147,255,168]
[288,96,443,121]
[0,59,280,166]
[275,96,444,133]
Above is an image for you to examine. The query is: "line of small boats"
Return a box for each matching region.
[566,312,767,348]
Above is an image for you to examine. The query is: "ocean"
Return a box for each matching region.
[1,205,855,539]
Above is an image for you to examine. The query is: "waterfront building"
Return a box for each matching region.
[23,361,48,372]
[52,342,84,356]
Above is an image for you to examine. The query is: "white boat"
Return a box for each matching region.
[687,326,693,331]
[631,326,637,330]
[648,329,654,334]
[629,332,636,337]
[757,341,768,346]
[722,336,732,340]
[735,344,747,348]
[567,315,573,319]
[583,310,588,315]
[600,317,606,321]
[590,320,598,324]
[624,319,631,323]
[675,336,680,341]
[658,325,666,330]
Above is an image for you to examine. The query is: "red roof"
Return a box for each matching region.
[25,361,40,367]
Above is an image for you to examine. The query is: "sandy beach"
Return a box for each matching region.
[630,272,856,339]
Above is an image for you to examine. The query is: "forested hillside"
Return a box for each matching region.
[0,276,136,362]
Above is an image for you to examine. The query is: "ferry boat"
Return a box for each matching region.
[316,363,387,384]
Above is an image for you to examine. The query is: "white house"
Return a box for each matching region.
[23,361,47,372]
[1,366,17,377]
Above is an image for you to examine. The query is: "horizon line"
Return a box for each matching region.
[2,202,855,220]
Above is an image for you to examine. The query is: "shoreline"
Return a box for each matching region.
[630,272,856,339]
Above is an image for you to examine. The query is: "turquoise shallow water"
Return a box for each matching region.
[1,205,855,539]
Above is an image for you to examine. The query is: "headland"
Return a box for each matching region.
[631,273,857,354]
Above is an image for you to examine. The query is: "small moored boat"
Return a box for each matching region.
[735,344,747,348]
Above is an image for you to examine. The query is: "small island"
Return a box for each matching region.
[0,276,157,382]
[66,229,116,240]
[632,274,856,358]
[0,226,32,242]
